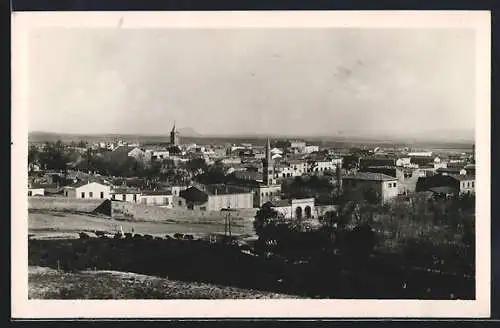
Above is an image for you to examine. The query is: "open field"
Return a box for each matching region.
[29,209,256,239]
[29,266,300,299]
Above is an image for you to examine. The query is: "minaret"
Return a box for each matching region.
[262,137,274,185]
[170,121,180,146]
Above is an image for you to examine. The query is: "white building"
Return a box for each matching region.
[138,191,174,207]
[396,157,411,167]
[303,145,320,154]
[267,198,316,219]
[110,188,142,203]
[408,151,433,157]
[290,141,307,149]
[307,160,339,174]
[64,182,111,200]
[277,160,308,178]
[28,184,45,196]
[128,147,147,161]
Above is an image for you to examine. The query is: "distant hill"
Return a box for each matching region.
[178,127,202,137]
[28,130,473,150]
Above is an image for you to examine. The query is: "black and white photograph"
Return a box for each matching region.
[11,11,490,318]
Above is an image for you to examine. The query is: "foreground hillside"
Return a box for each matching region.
[29,266,300,299]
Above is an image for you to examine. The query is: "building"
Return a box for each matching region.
[360,155,397,169]
[436,167,467,176]
[416,174,475,196]
[408,151,433,157]
[303,145,320,154]
[110,187,142,203]
[171,185,189,197]
[307,160,339,175]
[277,159,308,178]
[63,181,111,199]
[139,190,174,206]
[342,172,399,203]
[290,140,307,149]
[170,122,180,146]
[128,147,147,161]
[265,198,316,220]
[464,164,476,176]
[179,185,253,211]
[262,138,275,185]
[28,184,45,196]
[233,170,263,182]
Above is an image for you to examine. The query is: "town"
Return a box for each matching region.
[28,124,476,300]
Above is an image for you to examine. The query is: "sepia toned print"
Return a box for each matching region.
[12,11,490,318]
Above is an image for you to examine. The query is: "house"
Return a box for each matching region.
[464,164,476,176]
[265,198,316,220]
[179,185,253,211]
[138,190,173,206]
[307,159,339,175]
[170,185,189,197]
[408,151,433,157]
[290,141,307,149]
[410,156,435,167]
[143,147,170,161]
[28,184,45,196]
[303,145,320,154]
[277,159,308,178]
[233,170,263,182]
[452,175,475,195]
[342,172,399,203]
[110,187,142,203]
[63,181,111,199]
[128,147,147,161]
[436,167,467,176]
[416,174,475,196]
[360,155,397,169]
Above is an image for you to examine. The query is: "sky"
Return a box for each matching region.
[27,28,475,138]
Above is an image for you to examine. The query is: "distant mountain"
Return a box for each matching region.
[178,127,202,137]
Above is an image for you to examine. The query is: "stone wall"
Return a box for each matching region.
[112,201,258,223]
[28,196,105,213]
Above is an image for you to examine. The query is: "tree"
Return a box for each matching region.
[253,203,288,243]
[39,140,68,171]
[186,158,207,175]
[28,145,39,164]
[345,224,377,258]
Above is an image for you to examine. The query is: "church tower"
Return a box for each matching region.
[262,137,274,185]
[170,122,180,146]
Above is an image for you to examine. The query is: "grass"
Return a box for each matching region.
[29,266,300,299]
[29,209,256,239]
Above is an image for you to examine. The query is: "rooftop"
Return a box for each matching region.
[141,190,173,196]
[343,172,397,182]
[436,167,464,173]
[449,174,475,181]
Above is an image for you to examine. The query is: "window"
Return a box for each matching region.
[81,192,85,198]
[472,181,475,188]
[112,194,115,200]
[65,191,68,197]
[100,192,104,199]
[133,194,137,202]
[89,192,93,198]
[123,194,126,201]
[164,197,169,205]
[28,191,32,196]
